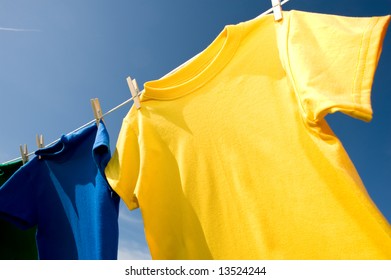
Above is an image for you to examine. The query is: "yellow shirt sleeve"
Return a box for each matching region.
[105,109,140,210]
[277,10,391,123]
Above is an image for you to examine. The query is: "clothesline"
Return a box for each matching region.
[1,92,142,165]
[2,0,291,165]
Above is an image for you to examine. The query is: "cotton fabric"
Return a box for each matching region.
[0,122,119,260]
[106,10,391,259]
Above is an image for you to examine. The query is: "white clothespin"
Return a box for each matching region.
[90,98,104,126]
[126,76,141,109]
[271,0,283,22]
[19,144,29,165]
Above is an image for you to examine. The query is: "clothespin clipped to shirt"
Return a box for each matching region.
[19,144,29,165]
[36,134,44,159]
[126,76,141,109]
[271,0,283,22]
[90,98,104,126]
[36,134,44,149]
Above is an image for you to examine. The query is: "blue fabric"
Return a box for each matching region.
[0,122,119,260]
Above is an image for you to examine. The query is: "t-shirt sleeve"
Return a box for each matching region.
[93,121,111,174]
[105,111,140,210]
[0,162,38,229]
[276,10,391,123]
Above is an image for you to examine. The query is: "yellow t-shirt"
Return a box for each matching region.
[106,10,391,259]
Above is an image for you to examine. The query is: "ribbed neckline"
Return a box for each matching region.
[142,23,243,100]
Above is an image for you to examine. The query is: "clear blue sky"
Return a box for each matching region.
[0,0,390,260]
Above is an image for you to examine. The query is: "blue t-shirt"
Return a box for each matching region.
[0,122,120,260]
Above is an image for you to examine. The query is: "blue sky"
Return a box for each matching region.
[0,0,390,260]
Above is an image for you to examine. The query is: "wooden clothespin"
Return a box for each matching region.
[90,98,104,126]
[19,144,29,165]
[126,76,141,109]
[36,134,44,149]
[271,0,283,22]
[36,134,44,159]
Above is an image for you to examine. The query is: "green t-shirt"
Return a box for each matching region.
[0,160,38,260]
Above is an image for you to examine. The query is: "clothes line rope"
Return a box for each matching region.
[1,91,141,165]
[257,0,290,19]
[2,0,291,165]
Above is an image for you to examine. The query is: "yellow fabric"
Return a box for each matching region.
[106,10,391,259]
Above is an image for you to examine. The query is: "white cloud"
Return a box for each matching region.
[118,244,151,260]
[119,207,144,225]
[0,27,41,32]
[117,202,151,260]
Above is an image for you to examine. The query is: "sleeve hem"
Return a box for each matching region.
[107,177,139,211]
[352,15,391,122]
[104,112,140,211]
